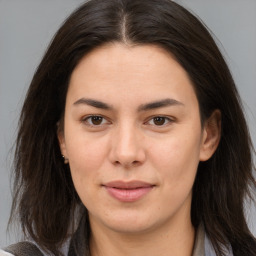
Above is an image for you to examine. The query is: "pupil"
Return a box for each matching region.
[92,116,102,125]
[154,117,165,125]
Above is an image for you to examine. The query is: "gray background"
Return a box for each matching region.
[0,0,255,247]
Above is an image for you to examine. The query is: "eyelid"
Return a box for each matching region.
[80,114,175,128]
[145,115,175,126]
[81,115,111,127]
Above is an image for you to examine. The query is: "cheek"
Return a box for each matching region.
[148,132,201,214]
[149,127,202,186]
[65,136,110,207]
[65,131,110,187]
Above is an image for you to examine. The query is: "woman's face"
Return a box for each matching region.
[59,43,218,235]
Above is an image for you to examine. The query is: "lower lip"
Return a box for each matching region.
[104,186,154,202]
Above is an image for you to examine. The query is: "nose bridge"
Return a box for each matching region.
[110,119,145,166]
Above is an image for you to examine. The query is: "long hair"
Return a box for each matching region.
[10,0,256,255]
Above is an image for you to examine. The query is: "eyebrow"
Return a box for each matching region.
[73,98,113,110]
[73,98,184,111]
[137,98,184,111]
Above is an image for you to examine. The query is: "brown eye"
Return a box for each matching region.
[153,117,166,126]
[91,116,103,125]
[147,116,173,127]
[83,115,107,126]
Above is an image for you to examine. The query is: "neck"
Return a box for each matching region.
[89,216,195,256]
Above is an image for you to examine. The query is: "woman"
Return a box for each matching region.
[1,0,256,255]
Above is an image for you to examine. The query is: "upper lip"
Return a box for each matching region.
[103,180,154,189]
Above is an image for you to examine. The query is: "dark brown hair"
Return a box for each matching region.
[10,0,256,255]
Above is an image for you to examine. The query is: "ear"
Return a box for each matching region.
[199,110,221,161]
[57,122,68,159]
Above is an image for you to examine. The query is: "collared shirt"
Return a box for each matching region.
[193,224,233,256]
[193,223,205,256]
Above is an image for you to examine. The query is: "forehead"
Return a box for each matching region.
[67,43,198,108]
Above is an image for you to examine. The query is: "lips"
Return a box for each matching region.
[103,180,154,202]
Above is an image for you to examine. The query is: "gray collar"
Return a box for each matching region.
[193,224,233,256]
[192,224,205,256]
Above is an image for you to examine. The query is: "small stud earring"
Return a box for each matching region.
[62,155,69,164]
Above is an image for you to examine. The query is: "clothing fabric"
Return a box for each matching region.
[1,242,44,256]
[0,223,233,256]
[0,251,13,256]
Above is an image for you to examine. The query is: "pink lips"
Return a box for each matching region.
[103,181,154,202]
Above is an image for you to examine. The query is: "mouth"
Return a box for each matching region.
[103,180,155,202]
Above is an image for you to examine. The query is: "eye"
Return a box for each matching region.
[82,115,109,126]
[147,116,173,126]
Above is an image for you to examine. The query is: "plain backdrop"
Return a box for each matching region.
[0,0,255,247]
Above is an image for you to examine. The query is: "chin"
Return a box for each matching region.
[106,220,155,234]
[91,209,166,235]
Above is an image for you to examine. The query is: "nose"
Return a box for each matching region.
[109,123,146,168]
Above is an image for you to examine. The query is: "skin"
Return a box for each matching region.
[58,43,221,256]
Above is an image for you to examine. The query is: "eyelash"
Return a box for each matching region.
[145,116,174,126]
[81,115,110,127]
[81,115,174,127]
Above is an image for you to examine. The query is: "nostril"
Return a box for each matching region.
[114,160,120,165]
[125,160,141,168]
[113,160,141,168]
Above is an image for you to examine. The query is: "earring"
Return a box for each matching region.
[62,155,69,164]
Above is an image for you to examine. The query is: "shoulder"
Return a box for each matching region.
[0,250,14,256]
[1,242,44,256]
[1,238,71,256]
